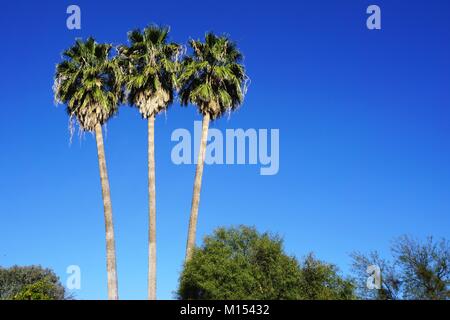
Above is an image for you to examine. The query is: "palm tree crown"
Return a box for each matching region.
[178,32,248,119]
[54,37,121,131]
[118,25,181,119]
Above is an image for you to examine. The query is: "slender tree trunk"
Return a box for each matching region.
[185,113,210,262]
[94,123,119,300]
[147,116,157,300]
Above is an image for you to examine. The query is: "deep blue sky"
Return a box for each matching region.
[0,0,449,299]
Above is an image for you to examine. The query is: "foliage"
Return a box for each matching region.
[118,25,181,118]
[12,278,55,300]
[351,251,400,300]
[0,265,67,300]
[178,33,249,119]
[351,236,450,300]
[177,226,355,300]
[53,37,122,132]
[299,254,355,300]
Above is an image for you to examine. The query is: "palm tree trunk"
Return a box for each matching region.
[94,123,119,300]
[185,113,210,262]
[147,115,157,300]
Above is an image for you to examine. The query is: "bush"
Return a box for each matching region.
[178,226,355,300]
[0,265,67,300]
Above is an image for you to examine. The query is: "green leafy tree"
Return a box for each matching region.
[0,265,67,300]
[299,254,355,300]
[177,226,355,300]
[118,25,180,300]
[178,33,249,262]
[351,235,450,300]
[53,38,122,299]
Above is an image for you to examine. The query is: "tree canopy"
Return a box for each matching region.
[53,37,122,132]
[118,25,181,119]
[177,226,355,300]
[178,33,248,120]
[0,265,67,300]
[351,236,450,300]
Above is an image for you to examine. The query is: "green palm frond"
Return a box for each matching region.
[54,37,122,131]
[118,24,181,118]
[178,33,248,119]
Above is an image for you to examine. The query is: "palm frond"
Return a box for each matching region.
[119,24,180,118]
[54,38,121,131]
[178,33,248,119]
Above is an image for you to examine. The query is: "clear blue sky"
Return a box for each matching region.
[0,0,449,299]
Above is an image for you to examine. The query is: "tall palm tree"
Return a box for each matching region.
[118,25,180,300]
[53,38,121,300]
[178,33,248,262]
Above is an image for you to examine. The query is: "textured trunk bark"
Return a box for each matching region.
[147,116,157,300]
[94,123,119,300]
[185,113,210,262]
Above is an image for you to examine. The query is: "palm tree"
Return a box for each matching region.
[118,25,180,300]
[53,38,121,300]
[178,33,248,262]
